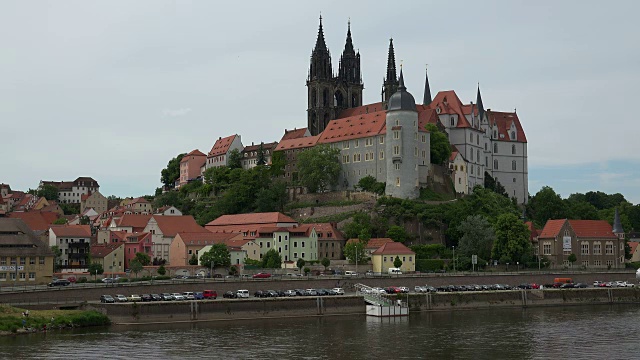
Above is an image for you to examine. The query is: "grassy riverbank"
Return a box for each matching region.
[0,305,110,334]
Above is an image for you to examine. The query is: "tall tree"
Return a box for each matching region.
[343,212,372,239]
[88,263,104,281]
[425,124,452,164]
[269,151,287,178]
[343,240,368,264]
[160,153,187,188]
[227,149,243,169]
[528,186,568,227]
[491,213,532,264]
[200,243,231,268]
[386,225,408,243]
[256,143,266,166]
[37,184,59,201]
[484,172,507,197]
[188,254,198,265]
[262,249,282,269]
[134,252,151,266]
[457,215,494,260]
[129,259,143,278]
[296,144,341,193]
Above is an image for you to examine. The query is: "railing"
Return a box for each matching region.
[354,283,394,306]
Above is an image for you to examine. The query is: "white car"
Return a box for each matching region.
[236,289,250,298]
[183,292,195,300]
[127,294,142,302]
[398,287,410,293]
[373,287,386,294]
[115,294,128,302]
[415,286,426,293]
[284,290,297,297]
[332,288,345,295]
[615,281,634,288]
[172,293,185,301]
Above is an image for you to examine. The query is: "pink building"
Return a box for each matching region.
[179,149,207,187]
[104,231,153,269]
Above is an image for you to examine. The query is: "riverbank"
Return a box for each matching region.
[97,287,640,325]
[0,305,110,335]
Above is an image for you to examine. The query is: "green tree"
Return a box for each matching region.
[343,212,372,239]
[565,199,599,220]
[296,144,341,193]
[160,153,186,188]
[203,166,232,196]
[321,257,330,270]
[229,265,238,276]
[457,215,495,260]
[269,151,287,178]
[256,143,266,166]
[343,240,368,264]
[262,249,282,269]
[134,252,151,266]
[386,225,408,243]
[425,124,452,164]
[188,254,198,265]
[491,213,532,264]
[528,186,568,227]
[37,184,59,201]
[200,243,231,268]
[227,149,243,169]
[356,175,385,195]
[88,262,104,281]
[254,181,288,213]
[157,265,166,276]
[484,172,507,197]
[296,258,306,271]
[393,256,403,269]
[129,259,143,278]
[568,253,577,267]
[53,218,68,225]
[304,267,311,275]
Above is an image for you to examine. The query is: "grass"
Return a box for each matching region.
[0,305,110,334]
[419,187,456,201]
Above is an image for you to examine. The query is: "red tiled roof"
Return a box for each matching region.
[50,224,92,237]
[538,219,566,238]
[116,214,152,231]
[177,232,240,243]
[243,142,278,153]
[7,211,60,232]
[488,110,527,143]
[337,102,384,118]
[346,237,394,249]
[130,197,150,204]
[371,241,415,255]
[207,212,296,226]
[628,241,639,255]
[426,90,471,128]
[281,128,309,141]
[318,111,386,144]
[525,221,539,241]
[152,215,205,236]
[91,243,122,258]
[306,223,344,241]
[208,134,238,157]
[568,220,616,239]
[275,135,320,151]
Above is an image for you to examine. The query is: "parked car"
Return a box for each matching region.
[161,293,174,301]
[365,270,374,276]
[194,292,205,300]
[265,290,279,297]
[253,273,272,279]
[560,283,575,289]
[316,289,329,296]
[344,271,358,276]
[203,290,218,299]
[172,293,185,301]
[284,290,297,297]
[128,294,142,302]
[593,281,604,287]
[115,294,128,302]
[332,288,345,295]
[574,283,588,288]
[254,290,266,298]
[101,277,115,283]
[183,292,195,300]
[616,281,634,288]
[48,279,71,287]
[151,294,162,301]
[223,291,236,299]
[100,295,115,303]
[304,288,317,296]
[294,289,306,296]
[236,289,250,298]
[398,287,410,293]
[140,294,152,302]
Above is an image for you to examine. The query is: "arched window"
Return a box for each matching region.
[322,88,329,106]
[512,145,516,155]
[351,93,358,107]
[511,131,516,140]
[512,160,517,170]
[494,159,498,169]
[469,133,473,142]
[494,143,498,153]
[311,91,317,107]
[334,91,344,107]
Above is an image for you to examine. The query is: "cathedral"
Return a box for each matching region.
[298,17,529,204]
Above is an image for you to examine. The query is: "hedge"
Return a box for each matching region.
[416,259,445,272]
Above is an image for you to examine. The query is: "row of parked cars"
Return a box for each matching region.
[100,290,218,303]
[592,281,634,288]
[223,288,346,298]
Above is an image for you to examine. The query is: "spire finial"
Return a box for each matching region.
[423,63,432,106]
[398,68,405,90]
[476,83,485,120]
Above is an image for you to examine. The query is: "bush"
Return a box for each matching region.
[626,262,640,270]
[77,277,88,283]
[416,259,445,272]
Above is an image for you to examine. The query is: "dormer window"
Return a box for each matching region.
[494,143,498,153]
[450,117,454,127]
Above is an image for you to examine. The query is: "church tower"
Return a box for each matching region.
[613,208,625,239]
[336,20,363,114]
[381,38,399,109]
[307,16,334,136]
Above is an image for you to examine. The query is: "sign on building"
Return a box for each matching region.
[0,266,24,271]
[563,236,572,251]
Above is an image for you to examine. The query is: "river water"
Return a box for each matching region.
[1,305,638,359]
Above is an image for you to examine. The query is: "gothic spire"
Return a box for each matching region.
[385,38,397,83]
[314,15,328,53]
[398,67,406,90]
[423,65,432,106]
[343,19,355,55]
[476,84,485,120]
[613,208,624,234]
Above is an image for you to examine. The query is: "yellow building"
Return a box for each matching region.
[371,242,415,274]
[0,218,55,285]
[90,242,125,276]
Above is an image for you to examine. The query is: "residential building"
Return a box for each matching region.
[0,184,10,198]
[449,146,468,195]
[241,142,278,169]
[254,224,319,263]
[537,209,626,269]
[90,242,125,276]
[205,212,298,238]
[39,177,99,204]
[275,134,320,183]
[371,241,416,274]
[143,215,206,264]
[154,205,183,216]
[198,243,249,269]
[106,214,152,233]
[628,241,640,263]
[205,134,244,170]
[346,237,394,258]
[8,211,61,243]
[81,190,108,214]
[0,195,8,214]
[48,225,92,270]
[179,149,207,187]
[312,222,345,260]
[123,197,152,214]
[0,218,55,285]
[281,128,310,141]
[170,232,244,266]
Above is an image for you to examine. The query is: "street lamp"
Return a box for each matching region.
[452,246,455,273]
[517,261,519,272]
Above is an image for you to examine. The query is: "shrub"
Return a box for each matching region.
[416,259,445,272]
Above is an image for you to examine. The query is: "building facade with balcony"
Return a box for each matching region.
[48,224,92,270]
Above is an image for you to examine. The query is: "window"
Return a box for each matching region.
[302,253,305,258]
[19,257,25,265]
[393,146,400,155]
[402,256,406,262]
[365,138,373,146]
[543,242,551,255]
[512,161,517,170]
[396,177,400,187]
[494,143,498,153]
[512,145,516,155]
[450,117,454,126]
[294,242,298,247]
[414,147,418,157]
[606,260,613,267]
[593,242,601,255]
[302,242,305,248]
[267,242,271,248]
[260,242,263,248]
[421,135,426,143]
[581,260,589,267]
[279,235,282,242]
[393,131,400,139]
[343,141,350,149]
[395,163,400,170]
[469,133,473,142]
[29,272,35,280]
[594,260,601,266]
[285,245,288,250]
[379,151,384,160]
[384,256,387,262]
[581,242,589,255]
[294,253,298,258]
[380,136,384,144]
[355,139,359,148]
[19,273,26,280]
[0,257,5,266]
[494,159,498,170]
[605,242,614,255]
[0,273,5,279]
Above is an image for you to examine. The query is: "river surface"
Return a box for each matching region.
[2,305,639,359]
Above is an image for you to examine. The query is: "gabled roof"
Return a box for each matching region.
[152,215,205,236]
[525,221,539,241]
[208,134,238,157]
[337,102,384,118]
[346,237,394,249]
[116,214,152,230]
[318,111,386,144]
[427,90,471,128]
[242,141,278,153]
[0,218,54,257]
[177,232,240,243]
[281,128,310,141]
[488,110,527,143]
[306,223,344,240]
[275,135,320,151]
[371,241,415,255]
[50,224,92,238]
[538,219,566,238]
[7,211,60,232]
[207,212,296,226]
[628,241,639,255]
[90,243,123,258]
[539,219,617,239]
[181,149,206,163]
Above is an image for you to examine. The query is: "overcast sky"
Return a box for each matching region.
[1,1,639,204]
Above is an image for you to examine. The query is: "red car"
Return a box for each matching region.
[252,273,272,279]
[530,283,540,289]
[203,290,217,299]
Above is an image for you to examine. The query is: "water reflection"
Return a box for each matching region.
[1,305,639,359]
